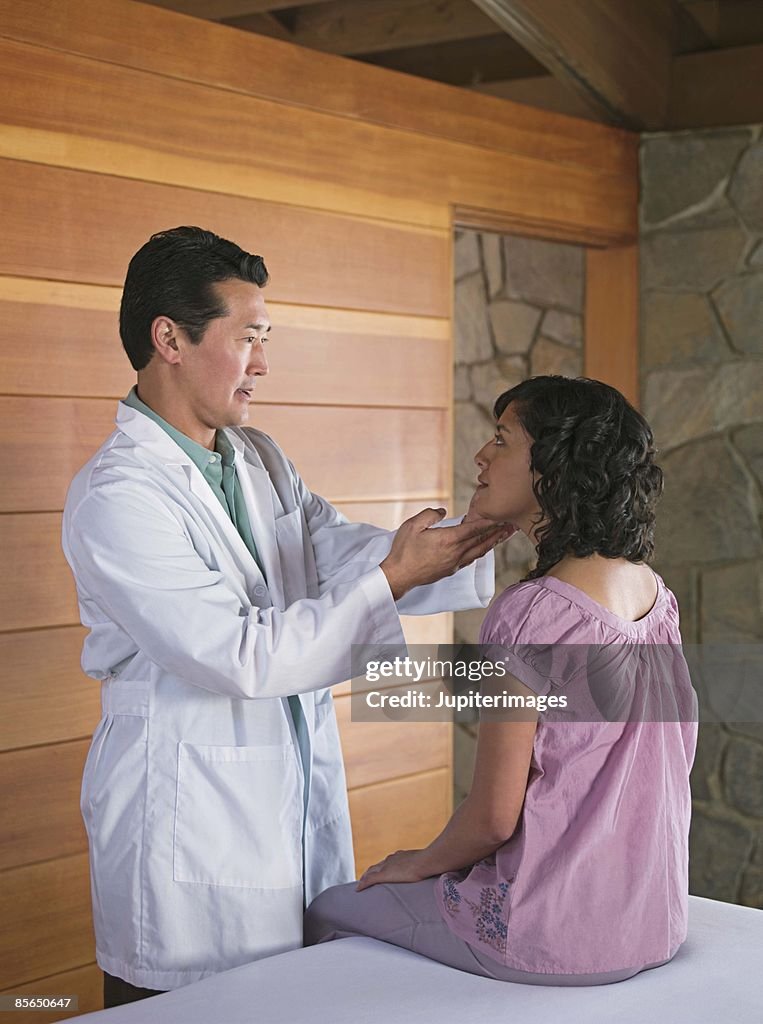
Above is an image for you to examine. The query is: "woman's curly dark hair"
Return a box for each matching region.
[494,376,664,581]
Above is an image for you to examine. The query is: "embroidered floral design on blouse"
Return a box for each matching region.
[441,876,463,915]
[464,881,510,953]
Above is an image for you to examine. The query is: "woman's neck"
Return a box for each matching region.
[543,554,657,623]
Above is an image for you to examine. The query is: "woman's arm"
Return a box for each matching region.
[356,677,538,890]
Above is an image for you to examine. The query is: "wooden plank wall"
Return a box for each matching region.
[0,0,638,1016]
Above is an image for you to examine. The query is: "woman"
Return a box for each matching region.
[304,376,698,985]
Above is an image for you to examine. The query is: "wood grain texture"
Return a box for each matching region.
[349,768,451,874]
[0,158,450,317]
[0,628,100,752]
[585,245,639,408]
[472,0,672,129]
[332,612,454,697]
[336,690,451,790]
[0,297,449,408]
[669,44,763,129]
[0,122,448,231]
[0,398,449,512]
[473,75,599,122]
[0,37,638,246]
[0,516,456,635]
[230,0,499,55]
[0,0,637,178]
[0,962,102,1021]
[0,854,95,989]
[0,741,89,870]
[0,515,79,633]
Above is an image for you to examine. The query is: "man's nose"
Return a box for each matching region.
[248,341,269,376]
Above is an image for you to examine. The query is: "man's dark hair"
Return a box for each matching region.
[119,226,269,370]
[493,376,664,580]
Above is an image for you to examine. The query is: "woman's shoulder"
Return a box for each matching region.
[479,577,583,646]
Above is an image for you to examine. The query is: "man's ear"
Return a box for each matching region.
[150,316,182,365]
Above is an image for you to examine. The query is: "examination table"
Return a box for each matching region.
[67,896,761,1023]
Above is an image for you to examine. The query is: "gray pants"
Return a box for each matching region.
[304,879,673,986]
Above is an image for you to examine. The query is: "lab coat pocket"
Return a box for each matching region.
[173,742,302,889]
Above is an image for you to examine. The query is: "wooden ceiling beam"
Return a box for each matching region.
[227,0,500,56]
[682,0,763,47]
[669,42,763,128]
[145,0,332,19]
[356,33,546,87]
[473,76,601,122]
[470,0,674,129]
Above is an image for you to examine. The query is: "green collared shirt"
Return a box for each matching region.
[123,388,310,840]
[123,387,262,570]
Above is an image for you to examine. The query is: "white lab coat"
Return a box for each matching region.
[61,401,493,990]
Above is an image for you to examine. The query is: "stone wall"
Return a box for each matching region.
[452,230,584,801]
[641,126,763,907]
[452,147,763,906]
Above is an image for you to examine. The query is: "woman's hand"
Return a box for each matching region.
[356,849,432,891]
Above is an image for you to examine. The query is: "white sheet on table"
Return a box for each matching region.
[66,896,762,1024]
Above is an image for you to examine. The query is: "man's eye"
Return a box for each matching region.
[244,335,266,344]
[493,433,505,446]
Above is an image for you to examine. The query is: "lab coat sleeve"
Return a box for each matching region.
[64,483,405,701]
[291,464,495,615]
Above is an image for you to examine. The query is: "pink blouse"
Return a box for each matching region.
[436,573,698,975]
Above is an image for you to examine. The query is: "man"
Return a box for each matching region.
[62,227,507,1007]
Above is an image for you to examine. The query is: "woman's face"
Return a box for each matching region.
[471,404,541,536]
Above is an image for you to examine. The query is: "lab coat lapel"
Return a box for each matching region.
[116,402,267,596]
[233,449,284,608]
[183,468,269,593]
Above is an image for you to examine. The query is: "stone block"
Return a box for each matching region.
[723,736,763,817]
[503,236,584,312]
[488,299,541,356]
[496,564,529,594]
[454,400,494,486]
[701,561,763,643]
[656,438,763,564]
[454,606,487,646]
[530,337,582,379]
[654,566,697,642]
[470,357,525,415]
[727,722,763,744]
[453,473,475,518]
[713,273,763,355]
[733,424,763,491]
[689,810,754,901]
[454,365,472,401]
[644,361,763,451]
[729,140,763,232]
[749,240,763,268]
[497,529,537,574]
[740,864,763,909]
[539,310,582,348]
[642,291,730,371]
[690,723,726,802]
[481,231,504,299]
[455,273,493,364]
[641,226,746,291]
[640,131,751,226]
[753,827,763,866]
[454,230,481,280]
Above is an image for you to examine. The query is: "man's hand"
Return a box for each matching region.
[380,508,511,601]
[461,490,517,535]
